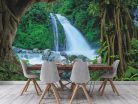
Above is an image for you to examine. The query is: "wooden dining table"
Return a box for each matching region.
[27,63,113,94]
[27,64,113,71]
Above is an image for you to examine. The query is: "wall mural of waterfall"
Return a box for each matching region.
[56,14,91,51]
[55,14,97,59]
[14,13,98,64]
[1,0,137,81]
[50,13,59,51]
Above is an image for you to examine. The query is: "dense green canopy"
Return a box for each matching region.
[13,0,100,50]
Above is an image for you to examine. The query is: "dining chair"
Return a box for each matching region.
[89,56,102,94]
[20,60,42,96]
[60,58,83,90]
[38,61,60,104]
[69,60,92,104]
[98,60,120,96]
[53,60,66,90]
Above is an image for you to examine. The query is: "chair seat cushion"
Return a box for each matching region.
[100,73,114,78]
[26,74,39,79]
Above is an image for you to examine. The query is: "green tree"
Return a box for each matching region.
[13,3,54,49]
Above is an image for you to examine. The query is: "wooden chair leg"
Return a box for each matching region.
[69,84,79,104]
[34,80,42,92]
[24,79,31,92]
[51,84,60,104]
[32,79,39,96]
[109,79,116,93]
[109,79,120,96]
[20,79,30,96]
[70,83,75,91]
[68,83,76,99]
[38,84,51,104]
[100,79,107,96]
[52,84,61,99]
[98,80,106,92]
[81,84,92,104]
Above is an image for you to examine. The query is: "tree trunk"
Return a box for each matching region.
[100,0,136,77]
[0,0,19,61]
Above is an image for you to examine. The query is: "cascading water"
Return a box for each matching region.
[50,13,59,51]
[134,7,138,27]
[18,52,43,64]
[56,14,97,59]
[56,14,91,51]
[15,13,97,65]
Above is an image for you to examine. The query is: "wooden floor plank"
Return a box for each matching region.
[0,84,138,104]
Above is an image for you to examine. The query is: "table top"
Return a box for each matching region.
[27,64,113,71]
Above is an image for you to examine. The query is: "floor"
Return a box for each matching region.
[0,83,138,104]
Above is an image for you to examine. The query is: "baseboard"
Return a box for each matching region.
[0,81,138,85]
[87,81,138,85]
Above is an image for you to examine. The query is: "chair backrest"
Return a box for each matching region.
[40,61,60,83]
[72,58,83,64]
[97,56,102,64]
[70,61,90,83]
[20,60,29,78]
[74,58,83,62]
[111,60,120,77]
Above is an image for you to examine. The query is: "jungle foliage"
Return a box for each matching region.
[13,3,54,50]
[13,0,100,50]
[98,0,138,77]
[0,0,138,80]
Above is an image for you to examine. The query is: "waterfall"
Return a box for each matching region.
[50,13,59,51]
[56,14,91,51]
[134,7,138,27]
[15,14,98,65]
[55,14,97,59]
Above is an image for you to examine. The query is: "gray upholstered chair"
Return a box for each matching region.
[98,60,120,96]
[20,60,42,96]
[89,56,102,93]
[38,61,60,104]
[97,56,102,64]
[69,60,92,104]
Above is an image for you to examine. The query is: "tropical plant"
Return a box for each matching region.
[127,38,138,68]
[120,66,138,81]
[0,60,20,80]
